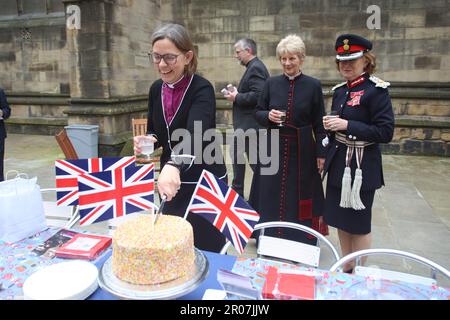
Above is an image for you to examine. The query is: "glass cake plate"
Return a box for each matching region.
[98,248,209,299]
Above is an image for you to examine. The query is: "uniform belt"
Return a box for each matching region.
[334,132,373,211]
[335,132,373,147]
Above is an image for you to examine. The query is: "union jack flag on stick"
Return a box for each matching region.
[77,162,155,226]
[185,170,260,254]
[55,156,135,206]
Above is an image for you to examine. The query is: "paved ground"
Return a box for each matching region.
[4,133,450,286]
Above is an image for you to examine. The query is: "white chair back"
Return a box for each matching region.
[221,221,340,268]
[257,235,321,267]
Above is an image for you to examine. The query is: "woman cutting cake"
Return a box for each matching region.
[134,23,227,252]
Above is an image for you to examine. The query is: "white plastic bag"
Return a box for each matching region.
[0,171,37,194]
[0,171,47,243]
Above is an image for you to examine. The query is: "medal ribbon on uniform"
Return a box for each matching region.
[347,90,364,107]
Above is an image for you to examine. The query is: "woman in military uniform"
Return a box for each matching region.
[322,34,395,272]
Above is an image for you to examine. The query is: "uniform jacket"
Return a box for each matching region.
[233,57,270,130]
[0,89,11,139]
[323,73,395,190]
[147,74,227,184]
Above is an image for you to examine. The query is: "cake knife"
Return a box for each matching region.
[154,194,167,225]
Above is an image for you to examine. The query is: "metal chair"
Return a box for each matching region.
[329,248,450,286]
[41,188,80,229]
[220,221,340,268]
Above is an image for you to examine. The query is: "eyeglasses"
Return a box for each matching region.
[148,52,181,65]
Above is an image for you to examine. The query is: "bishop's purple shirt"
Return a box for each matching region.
[162,75,193,124]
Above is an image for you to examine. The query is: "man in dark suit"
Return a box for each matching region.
[0,88,11,181]
[224,38,270,197]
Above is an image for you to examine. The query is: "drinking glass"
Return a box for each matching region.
[324,110,339,131]
[278,111,286,127]
[136,135,154,164]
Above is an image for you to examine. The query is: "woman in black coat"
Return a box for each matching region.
[134,24,227,252]
[322,34,394,272]
[250,34,328,244]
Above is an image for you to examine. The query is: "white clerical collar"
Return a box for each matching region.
[284,71,302,80]
[165,75,185,89]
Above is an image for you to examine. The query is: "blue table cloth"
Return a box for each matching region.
[89,250,236,300]
[0,227,236,300]
[231,257,450,300]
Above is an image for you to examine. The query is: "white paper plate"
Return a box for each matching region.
[23,260,99,300]
[202,289,227,300]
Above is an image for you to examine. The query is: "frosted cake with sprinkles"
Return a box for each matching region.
[112,214,195,285]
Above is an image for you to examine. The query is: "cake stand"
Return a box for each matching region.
[97,248,209,299]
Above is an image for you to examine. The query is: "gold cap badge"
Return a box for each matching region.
[343,39,350,51]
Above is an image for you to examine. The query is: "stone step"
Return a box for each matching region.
[5,116,67,135]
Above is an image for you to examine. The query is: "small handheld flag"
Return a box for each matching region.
[55,156,135,206]
[186,170,260,254]
[77,161,155,225]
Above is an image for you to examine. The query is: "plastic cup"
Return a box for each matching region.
[137,135,154,163]
[324,112,339,130]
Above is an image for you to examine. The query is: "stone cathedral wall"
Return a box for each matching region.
[0,0,449,155]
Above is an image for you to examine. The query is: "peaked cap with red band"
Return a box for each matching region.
[335,34,372,61]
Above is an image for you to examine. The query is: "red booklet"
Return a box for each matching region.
[55,233,112,260]
[262,266,316,300]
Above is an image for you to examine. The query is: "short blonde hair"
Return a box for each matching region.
[276,34,306,60]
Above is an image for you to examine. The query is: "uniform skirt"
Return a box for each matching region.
[323,185,375,235]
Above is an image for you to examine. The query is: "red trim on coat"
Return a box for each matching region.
[278,135,290,237]
[298,199,312,220]
[307,216,329,239]
[347,75,365,88]
[276,79,296,237]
